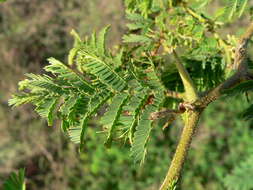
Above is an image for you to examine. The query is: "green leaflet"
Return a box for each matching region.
[228,0,238,20]
[69,29,82,66]
[70,29,82,46]
[8,93,41,107]
[125,0,154,17]
[79,90,113,149]
[220,0,248,22]
[117,87,148,143]
[68,94,90,126]
[45,58,95,95]
[68,90,112,146]
[23,73,64,95]
[59,94,89,131]
[131,92,164,164]
[68,47,79,66]
[131,105,153,163]
[168,179,178,190]
[3,168,26,190]
[79,52,127,92]
[126,23,145,31]
[97,26,110,56]
[35,96,59,126]
[61,120,69,133]
[123,34,152,44]
[59,95,78,117]
[100,93,129,147]
[68,126,82,144]
[237,0,248,17]
[125,12,153,32]
[112,48,124,69]
[82,26,109,57]
[145,59,166,90]
[126,12,147,22]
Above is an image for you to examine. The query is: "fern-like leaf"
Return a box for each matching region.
[117,86,149,143]
[131,92,164,163]
[101,93,129,147]
[35,97,59,126]
[79,52,127,92]
[237,0,248,17]
[23,73,64,94]
[97,26,110,56]
[9,27,166,158]
[68,90,113,146]
[45,58,95,95]
[221,0,248,21]
[8,93,41,107]
[3,168,26,190]
[67,94,90,126]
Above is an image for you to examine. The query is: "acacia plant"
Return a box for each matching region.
[9,0,253,189]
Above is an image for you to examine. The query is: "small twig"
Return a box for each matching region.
[159,110,202,190]
[150,102,195,120]
[184,6,209,24]
[149,108,183,120]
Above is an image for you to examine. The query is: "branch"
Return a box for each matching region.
[149,102,191,120]
[159,110,202,190]
[159,22,253,190]
[173,50,199,102]
[195,22,253,108]
[149,109,180,120]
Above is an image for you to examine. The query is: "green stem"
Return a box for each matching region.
[159,22,253,190]
[159,110,202,190]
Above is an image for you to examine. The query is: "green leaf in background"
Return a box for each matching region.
[224,154,253,190]
[219,0,249,22]
[239,104,253,120]
[123,34,152,43]
[222,80,253,96]
[3,168,26,190]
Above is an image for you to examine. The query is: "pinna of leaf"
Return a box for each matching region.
[9,26,166,164]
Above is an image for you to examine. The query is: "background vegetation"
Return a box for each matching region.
[1,0,253,189]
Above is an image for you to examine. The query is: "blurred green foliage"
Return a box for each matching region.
[1,0,253,189]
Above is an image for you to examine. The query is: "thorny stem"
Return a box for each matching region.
[159,22,253,190]
[159,110,202,190]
